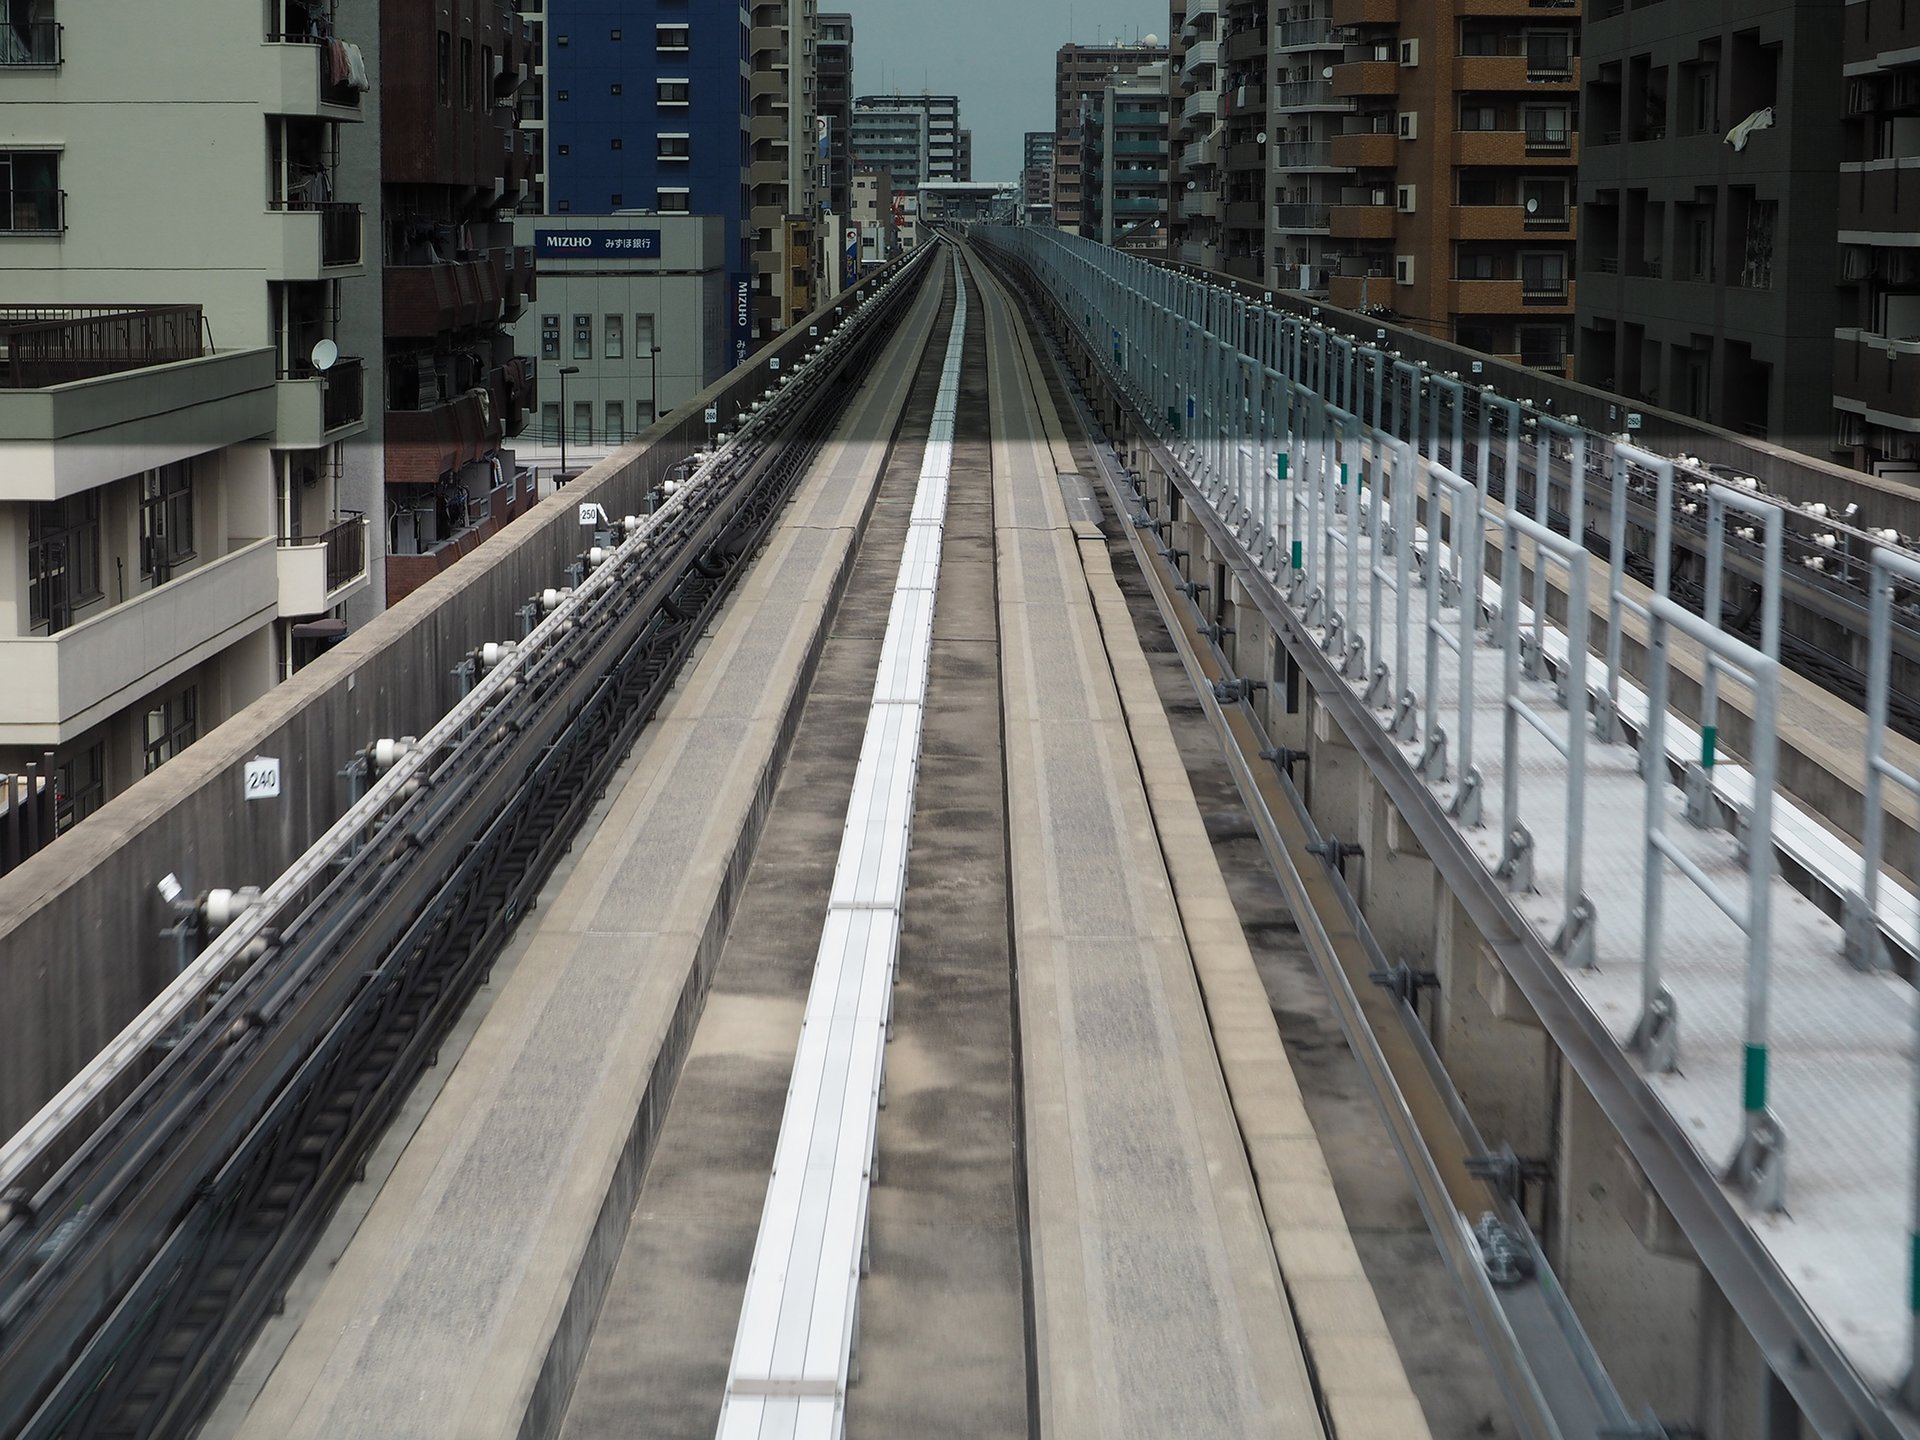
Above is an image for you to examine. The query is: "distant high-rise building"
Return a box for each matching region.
[1023,129,1056,224]
[540,0,751,365]
[854,94,964,187]
[749,0,819,337]
[958,128,973,183]
[1055,40,1170,233]
[1082,62,1172,251]
[818,14,855,219]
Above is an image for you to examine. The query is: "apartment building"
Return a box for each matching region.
[1837,0,1920,476]
[0,0,386,820]
[1219,0,1267,279]
[380,0,540,603]
[819,14,854,219]
[959,129,974,182]
[1577,0,1839,446]
[1312,0,1583,373]
[1266,2,1347,290]
[541,0,752,366]
[1082,64,1174,251]
[749,0,819,338]
[1058,41,1171,234]
[1023,129,1056,224]
[855,94,965,185]
[1169,12,1223,263]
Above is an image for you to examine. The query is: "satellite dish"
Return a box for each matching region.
[311,338,339,372]
[1322,66,1334,79]
[1186,179,1196,189]
[1525,197,1539,214]
[1256,132,1268,144]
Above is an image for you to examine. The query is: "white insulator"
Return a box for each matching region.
[588,546,609,568]
[374,736,410,771]
[1876,527,1901,543]
[1739,476,1760,490]
[1735,526,1757,541]
[622,515,642,534]
[1688,481,1707,494]
[663,478,680,496]
[1804,555,1828,571]
[1816,532,1838,549]
[1806,502,1830,518]
[480,641,514,669]
[541,587,563,611]
[203,886,261,932]
[1681,502,1698,516]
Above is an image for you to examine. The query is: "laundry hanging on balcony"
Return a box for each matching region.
[344,42,369,90]
[1725,107,1775,152]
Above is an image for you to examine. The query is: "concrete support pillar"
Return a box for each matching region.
[1429,897,1554,1167]
[1553,1071,1705,1430]
[1305,697,1364,846]
[1356,790,1439,979]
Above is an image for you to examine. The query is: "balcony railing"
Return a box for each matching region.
[1272,202,1330,230]
[320,355,364,427]
[317,510,365,590]
[0,20,61,66]
[0,304,205,386]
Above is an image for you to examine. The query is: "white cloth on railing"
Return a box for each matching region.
[343,41,369,90]
[1725,107,1775,152]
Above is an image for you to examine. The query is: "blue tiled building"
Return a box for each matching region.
[541,0,750,366]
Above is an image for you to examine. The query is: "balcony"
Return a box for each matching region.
[1329,130,1395,167]
[277,512,369,616]
[1182,39,1221,78]
[1450,278,1574,312]
[1225,140,1266,171]
[269,199,364,276]
[1277,10,1338,49]
[1180,190,1222,219]
[1452,204,1575,241]
[1838,159,1920,236]
[1272,202,1331,232]
[1180,134,1220,171]
[265,37,365,116]
[1273,80,1355,112]
[1224,28,1267,63]
[384,252,516,337]
[275,356,366,447]
[1833,329,1920,424]
[1182,87,1222,122]
[1454,130,1578,167]
[0,20,60,66]
[384,359,533,482]
[1328,273,1391,310]
[1271,141,1333,170]
[0,538,278,743]
[1331,60,1399,97]
[1330,203,1396,239]
[1225,199,1264,229]
[1331,0,1396,22]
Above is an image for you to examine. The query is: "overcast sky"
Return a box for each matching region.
[850,0,1170,183]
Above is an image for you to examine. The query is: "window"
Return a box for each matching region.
[1526,31,1573,77]
[657,188,690,213]
[656,79,690,105]
[556,199,570,212]
[572,400,592,443]
[604,313,623,359]
[541,313,560,359]
[143,687,198,775]
[610,137,623,150]
[1524,105,1571,146]
[27,491,101,633]
[636,398,656,429]
[573,313,592,359]
[556,88,569,102]
[1460,104,1498,132]
[557,142,570,156]
[610,83,622,97]
[1521,251,1568,295]
[461,36,473,107]
[635,313,656,352]
[436,30,450,105]
[1523,178,1569,222]
[0,149,60,232]
[606,401,625,444]
[610,192,623,207]
[541,400,560,443]
[610,27,621,40]
[1458,250,1498,280]
[54,743,105,834]
[658,134,691,160]
[1458,173,1499,206]
[657,24,691,50]
[141,460,195,582]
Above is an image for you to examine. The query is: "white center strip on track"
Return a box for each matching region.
[717,251,968,1440]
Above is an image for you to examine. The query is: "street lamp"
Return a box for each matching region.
[556,365,580,482]
[643,344,663,429]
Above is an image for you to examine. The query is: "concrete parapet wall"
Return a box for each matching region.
[0,266,902,1138]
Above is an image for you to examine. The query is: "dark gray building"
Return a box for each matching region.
[1836,0,1920,481]
[1576,0,1844,453]
[819,14,854,220]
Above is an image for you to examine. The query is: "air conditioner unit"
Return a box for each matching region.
[1398,111,1419,140]
[1397,183,1416,212]
[1399,38,1420,67]
[1395,253,1416,285]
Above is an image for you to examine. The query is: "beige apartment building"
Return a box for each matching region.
[750,0,820,337]
[0,0,378,825]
